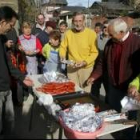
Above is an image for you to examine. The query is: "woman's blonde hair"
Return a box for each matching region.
[22,21,31,29]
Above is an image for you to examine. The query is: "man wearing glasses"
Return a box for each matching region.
[0,6,33,138]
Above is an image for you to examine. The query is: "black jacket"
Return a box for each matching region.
[32,25,43,36]
[0,35,25,91]
[37,31,49,46]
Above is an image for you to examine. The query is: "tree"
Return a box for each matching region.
[18,0,38,31]
[133,0,140,10]
[124,0,140,9]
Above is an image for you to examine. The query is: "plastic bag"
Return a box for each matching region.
[37,94,53,106]
[38,71,68,84]
[121,96,140,111]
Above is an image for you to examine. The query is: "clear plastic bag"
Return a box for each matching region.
[121,96,140,111]
[38,71,69,84]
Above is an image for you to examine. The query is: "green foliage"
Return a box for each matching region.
[120,10,129,16]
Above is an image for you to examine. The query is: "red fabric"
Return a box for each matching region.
[17,38,20,44]
[9,51,26,74]
[36,38,42,54]
[45,21,56,29]
[112,42,124,85]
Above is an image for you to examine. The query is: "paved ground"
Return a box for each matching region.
[1,85,115,139]
[13,94,66,139]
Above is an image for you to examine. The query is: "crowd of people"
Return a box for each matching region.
[0,5,140,139]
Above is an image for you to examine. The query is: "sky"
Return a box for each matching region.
[67,0,101,7]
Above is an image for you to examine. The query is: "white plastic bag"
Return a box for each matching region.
[45,103,61,118]
[121,96,140,111]
[37,94,53,106]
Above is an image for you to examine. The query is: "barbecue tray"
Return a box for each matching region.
[30,73,84,100]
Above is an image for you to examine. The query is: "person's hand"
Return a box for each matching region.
[5,40,14,48]
[128,86,140,102]
[23,77,34,87]
[86,77,95,85]
[73,61,87,68]
[60,57,66,62]
[41,61,45,65]
[36,49,40,53]
[18,45,24,52]
[128,85,138,98]
[33,49,40,54]
[134,93,140,102]
[25,50,35,55]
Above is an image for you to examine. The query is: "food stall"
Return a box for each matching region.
[29,72,137,139]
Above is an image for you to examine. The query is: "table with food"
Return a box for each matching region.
[29,72,138,139]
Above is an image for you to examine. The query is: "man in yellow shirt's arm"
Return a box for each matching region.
[59,11,98,93]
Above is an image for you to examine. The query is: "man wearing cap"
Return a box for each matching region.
[37,21,57,74]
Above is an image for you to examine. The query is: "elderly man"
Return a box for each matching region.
[59,11,98,93]
[0,6,33,137]
[87,18,140,138]
[87,18,140,111]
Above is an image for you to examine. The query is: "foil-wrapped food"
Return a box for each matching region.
[59,103,103,132]
[61,59,75,66]
[38,71,69,84]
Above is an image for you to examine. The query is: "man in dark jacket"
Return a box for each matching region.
[37,21,56,74]
[87,18,140,138]
[32,13,46,36]
[0,6,33,138]
[37,20,57,46]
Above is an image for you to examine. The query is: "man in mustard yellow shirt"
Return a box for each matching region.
[59,11,98,93]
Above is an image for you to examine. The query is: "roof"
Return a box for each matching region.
[58,6,86,17]
[48,0,67,5]
[90,2,134,11]
[60,11,73,17]
[128,11,140,18]
[59,6,86,12]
